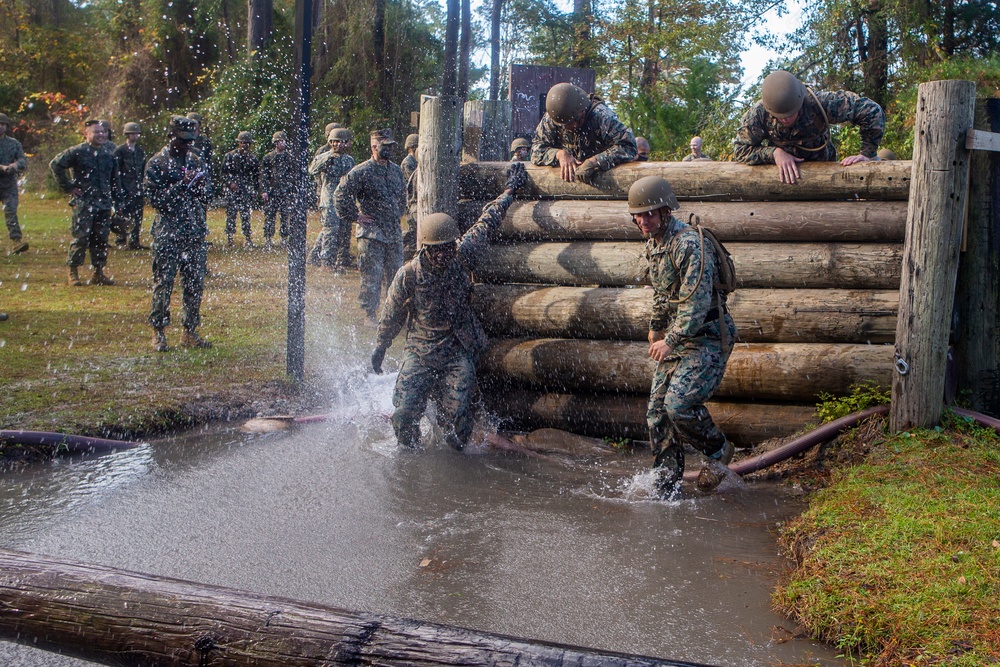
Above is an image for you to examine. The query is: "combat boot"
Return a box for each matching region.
[91,267,116,286]
[181,329,212,349]
[152,328,169,352]
[696,439,736,492]
[9,239,28,255]
[652,442,685,500]
[226,234,235,248]
[67,266,83,287]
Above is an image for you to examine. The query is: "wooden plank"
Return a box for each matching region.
[965,128,1000,152]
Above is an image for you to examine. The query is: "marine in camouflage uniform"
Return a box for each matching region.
[0,112,29,254]
[145,116,213,351]
[629,175,737,498]
[400,133,419,260]
[371,167,523,450]
[50,119,120,285]
[333,129,406,321]
[261,131,296,246]
[221,134,261,246]
[530,83,637,183]
[308,128,355,268]
[112,123,147,249]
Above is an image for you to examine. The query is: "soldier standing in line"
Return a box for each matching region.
[186,113,214,171]
[145,116,213,352]
[221,131,261,247]
[100,120,118,155]
[314,122,343,159]
[50,119,120,287]
[682,136,711,162]
[531,82,637,184]
[308,127,355,268]
[261,131,296,250]
[0,112,29,255]
[510,137,530,161]
[628,175,737,499]
[112,122,148,249]
[733,70,885,184]
[333,129,406,324]
[370,163,528,451]
[400,133,419,260]
[635,137,651,161]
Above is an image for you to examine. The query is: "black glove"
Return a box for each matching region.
[371,346,386,374]
[505,161,528,192]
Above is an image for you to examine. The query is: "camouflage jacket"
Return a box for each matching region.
[333,158,406,244]
[144,146,212,242]
[0,135,27,189]
[113,142,146,203]
[190,135,213,170]
[681,153,712,162]
[733,90,885,165]
[221,149,261,198]
[50,142,119,211]
[308,150,354,209]
[530,97,637,171]
[646,215,727,350]
[400,153,418,215]
[261,149,297,198]
[376,193,514,359]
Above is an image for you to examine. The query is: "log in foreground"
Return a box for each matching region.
[472,285,899,344]
[485,390,817,446]
[480,339,894,401]
[0,548,710,667]
[475,241,903,289]
[458,199,907,242]
[460,160,912,201]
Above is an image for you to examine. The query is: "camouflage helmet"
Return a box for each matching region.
[329,128,351,142]
[186,112,203,125]
[877,148,897,160]
[761,70,807,119]
[168,116,197,140]
[236,131,254,143]
[418,213,460,247]
[272,130,288,144]
[123,122,141,134]
[404,133,419,150]
[0,113,10,128]
[546,82,590,125]
[627,175,679,215]
[325,122,342,134]
[510,137,531,152]
[99,119,114,139]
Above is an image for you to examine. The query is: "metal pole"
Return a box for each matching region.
[287,0,312,383]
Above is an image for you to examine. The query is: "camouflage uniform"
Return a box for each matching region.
[681,153,712,162]
[333,157,406,318]
[308,149,355,267]
[50,141,120,269]
[144,145,212,331]
[376,193,514,449]
[0,133,27,244]
[221,148,261,242]
[400,153,418,259]
[530,96,638,170]
[112,141,147,248]
[645,215,738,479]
[190,134,214,171]
[733,90,885,164]
[261,149,296,242]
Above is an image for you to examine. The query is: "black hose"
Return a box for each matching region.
[0,430,143,455]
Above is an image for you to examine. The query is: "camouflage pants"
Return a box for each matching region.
[647,316,737,468]
[357,237,403,318]
[391,343,477,449]
[1,183,21,241]
[402,213,417,262]
[225,193,254,239]
[67,205,112,269]
[264,196,293,240]
[149,236,207,331]
[309,207,350,267]
[111,199,144,247]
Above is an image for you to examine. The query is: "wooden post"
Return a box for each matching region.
[891,80,977,431]
[417,95,462,223]
[462,100,511,162]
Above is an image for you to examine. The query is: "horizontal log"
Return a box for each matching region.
[479,339,893,401]
[475,241,903,289]
[459,200,907,242]
[460,160,912,201]
[0,548,705,667]
[486,390,817,446]
[472,285,899,344]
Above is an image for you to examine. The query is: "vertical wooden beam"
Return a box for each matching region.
[955,99,1000,414]
[417,95,462,224]
[891,80,977,431]
[462,100,511,163]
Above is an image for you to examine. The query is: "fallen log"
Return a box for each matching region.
[458,200,907,242]
[479,339,893,401]
[472,285,898,344]
[0,548,709,667]
[474,241,903,289]
[485,390,817,446]
[460,160,912,201]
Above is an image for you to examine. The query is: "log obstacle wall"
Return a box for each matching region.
[458,160,912,445]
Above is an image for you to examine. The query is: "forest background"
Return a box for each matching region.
[1,0,999,185]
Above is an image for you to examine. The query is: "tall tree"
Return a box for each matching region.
[443,0,459,94]
[488,0,503,100]
[458,0,472,100]
[248,0,274,55]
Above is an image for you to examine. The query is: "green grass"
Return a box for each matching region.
[775,414,1000,665]
[1,194,373,437]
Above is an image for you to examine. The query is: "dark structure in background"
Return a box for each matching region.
[509,65,595,140]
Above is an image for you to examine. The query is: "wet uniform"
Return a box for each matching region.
[50,142,120,270]
[531,96,637,170]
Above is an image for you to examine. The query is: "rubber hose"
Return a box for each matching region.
[0,430,142,455]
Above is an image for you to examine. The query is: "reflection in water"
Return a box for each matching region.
[0,372,844,666]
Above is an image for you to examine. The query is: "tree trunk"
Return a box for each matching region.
[417,95,463,222]
[373,0,387,112]
[458,0,471,101]
[247,0,273,55]
[861,0,889,109]
[442,0,460,95]
[489,0,503,100]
